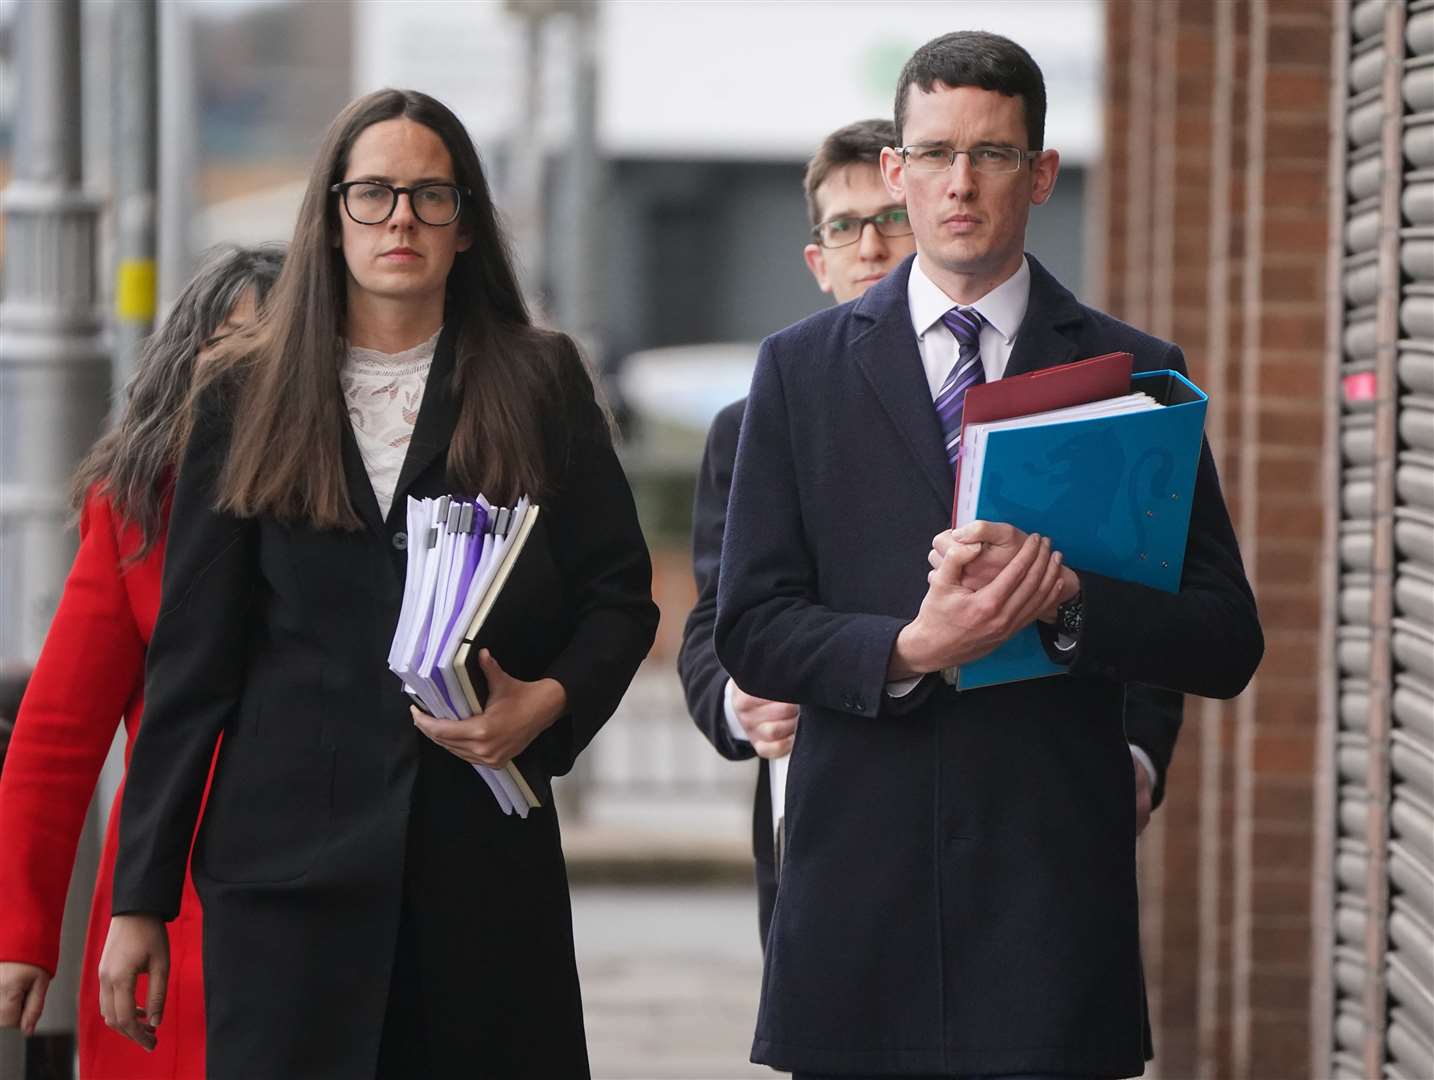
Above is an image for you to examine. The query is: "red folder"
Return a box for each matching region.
[952,351,1134,526]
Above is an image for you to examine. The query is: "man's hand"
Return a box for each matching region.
[1133,750,1154,836]
[412,649,566,768]
[732,686,798,759]
[98,914,168,1051]
[891,528,1065,678]
[0,962,50,1036]
[931,522,1080,622]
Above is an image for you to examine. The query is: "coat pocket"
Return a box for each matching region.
[196,734,336,885]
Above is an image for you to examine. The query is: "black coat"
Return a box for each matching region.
[678,398,778,943]
[679,392,1187,953]
[112,323,659,1080]
[713,255,1262,1077]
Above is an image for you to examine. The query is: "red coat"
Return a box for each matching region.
[0,490,206,1079]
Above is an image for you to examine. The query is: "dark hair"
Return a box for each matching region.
[802,118,898,226]
[205,88,591,530]
[71,243,285,559]
[893,31,1047,151]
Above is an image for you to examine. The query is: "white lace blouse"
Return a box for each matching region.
[339,329,439,520]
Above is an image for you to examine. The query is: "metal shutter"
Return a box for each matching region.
[1387,2,1434,1077]
[1328,2,1434,1075]
[1332,5,1390,1073]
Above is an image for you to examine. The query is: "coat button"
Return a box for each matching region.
[392,531,408,550]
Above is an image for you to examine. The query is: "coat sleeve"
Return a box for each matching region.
[536,340,660,775]
[0,495,147,972]
[112,384,257,920]
[1063,345,1264,700]
[677,401,756,762]
[714,337,909,720]
[1122,684,1184,810]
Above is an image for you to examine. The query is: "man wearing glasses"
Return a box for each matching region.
[679,118,916,950]
[714,31,1261,1080]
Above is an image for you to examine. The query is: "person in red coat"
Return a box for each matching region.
[0,244,284,1079]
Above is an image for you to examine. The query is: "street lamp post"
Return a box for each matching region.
[112,0,159,390]
[0,0,109,1062]
[0,0,108,663]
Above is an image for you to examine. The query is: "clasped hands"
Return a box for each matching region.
[890,520,1080,679]
[411,648,566,768]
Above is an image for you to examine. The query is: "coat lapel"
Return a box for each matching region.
[386,320,461,528]
[1002,254,1084,378]
[338,320,461,543]
[845,254,1091,515]
[340,420,387,538]
[850,258,956,515]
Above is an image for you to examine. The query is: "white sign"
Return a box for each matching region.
[352,0,1102,163]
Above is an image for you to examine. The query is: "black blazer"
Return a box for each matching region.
[678,391,1188,949]
[677,398,777,945]
[714,255,1262,1077]
[112,323,658,1080]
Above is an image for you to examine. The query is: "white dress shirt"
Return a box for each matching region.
[908,253,1031,393]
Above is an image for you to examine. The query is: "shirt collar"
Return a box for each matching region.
[907,255,1031,345]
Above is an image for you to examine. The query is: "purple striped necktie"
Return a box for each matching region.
[935,306,986,471]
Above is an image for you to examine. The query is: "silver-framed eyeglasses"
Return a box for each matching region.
[330,181,471,226]
[812,208,912,249]
[898,144,1032,174]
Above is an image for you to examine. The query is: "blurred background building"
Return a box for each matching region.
[1,0,1431,1078]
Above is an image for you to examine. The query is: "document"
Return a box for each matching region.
[388,494,544,816]
[770,754,788,878]
[954,393,1162,527]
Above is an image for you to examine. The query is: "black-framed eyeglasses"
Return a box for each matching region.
[898,144,1032,174]
[812,208,912,249]
[330,181,471,226]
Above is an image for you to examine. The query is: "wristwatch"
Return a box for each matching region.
[1056,593,1084,636]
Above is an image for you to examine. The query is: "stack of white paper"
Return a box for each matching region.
[389,494,543,817]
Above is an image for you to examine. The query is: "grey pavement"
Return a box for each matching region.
[572,885,777,1080]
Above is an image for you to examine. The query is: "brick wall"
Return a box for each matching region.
[1094,2,1335,1077]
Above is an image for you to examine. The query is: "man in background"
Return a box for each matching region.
[679,119,918,945]
[679,117,1183,951]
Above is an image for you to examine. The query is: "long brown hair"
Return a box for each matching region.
[72,243,285,558]
[205,89,586,530]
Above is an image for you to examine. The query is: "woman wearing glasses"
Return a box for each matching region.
[98,90,658,1079]
[0,245,283,1079]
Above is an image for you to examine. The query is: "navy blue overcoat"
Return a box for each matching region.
[715,254,1262,1077]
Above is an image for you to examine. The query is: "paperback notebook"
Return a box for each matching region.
[948,365,1209,691]
[448,504,542,715]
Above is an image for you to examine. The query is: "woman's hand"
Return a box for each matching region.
[0,962,50,1035]
[98,914,169,1051]
[412,650,567,768]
